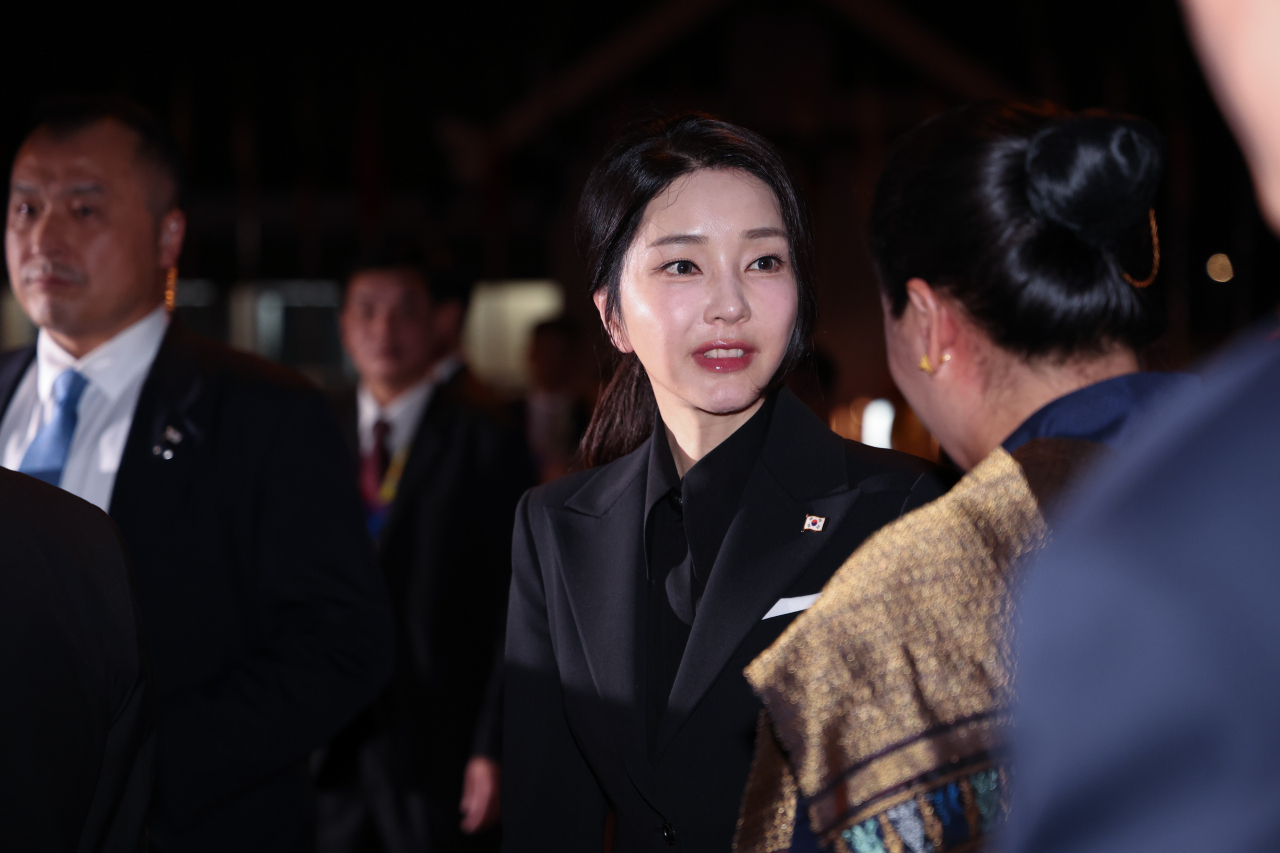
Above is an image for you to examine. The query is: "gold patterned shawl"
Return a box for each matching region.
[735,446,1071,852]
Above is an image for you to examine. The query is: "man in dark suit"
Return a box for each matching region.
[1007,4,1280,849]
[316,255,534,852]
[0,468,153,853]
[1,96,394,852]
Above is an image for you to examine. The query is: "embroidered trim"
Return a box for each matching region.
[826,766,1005,853]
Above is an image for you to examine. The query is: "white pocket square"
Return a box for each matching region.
[762,593,821,620]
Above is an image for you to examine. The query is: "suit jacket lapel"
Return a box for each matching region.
[658,390,856,754]
[109,320,206,530]
[551,442,656,778]
[0,346,36,415]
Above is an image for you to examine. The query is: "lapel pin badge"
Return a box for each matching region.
[803,514,826,532]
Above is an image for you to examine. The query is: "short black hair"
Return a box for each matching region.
[28,94,185,211]
[345,244,476,308]
[870,101,1167,358]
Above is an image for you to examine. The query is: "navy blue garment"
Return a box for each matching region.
[1007,320,1280,853]
[1002,371,1195,454]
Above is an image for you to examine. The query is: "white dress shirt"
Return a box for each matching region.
[356,354,463,458]
[0,304,170,511]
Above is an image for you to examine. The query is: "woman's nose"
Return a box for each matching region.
[704,267,751,325]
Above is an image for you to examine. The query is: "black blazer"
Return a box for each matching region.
[503,389,952,852]
[322,368,535,797]
[0,468,153,853]
[0,320,395,853]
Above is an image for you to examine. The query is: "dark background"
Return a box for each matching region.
[4,0,1276,404]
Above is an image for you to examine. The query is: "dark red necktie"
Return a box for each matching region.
[359,419,391,512]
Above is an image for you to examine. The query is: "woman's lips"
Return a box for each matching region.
[692,341,756,373]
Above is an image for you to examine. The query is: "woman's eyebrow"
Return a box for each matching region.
[648,233,707,248]
[743,227,787,240]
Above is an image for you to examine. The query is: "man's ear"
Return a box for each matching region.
[157,209,187,269]
[592,289,632,353]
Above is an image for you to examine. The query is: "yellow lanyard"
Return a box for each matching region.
[378,447,410,505]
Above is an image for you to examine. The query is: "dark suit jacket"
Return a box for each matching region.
[0,468,153,853]
[323,367,535,799]
[0,320,395,853]
[1008,323,1280,853]
[503,389,953,852]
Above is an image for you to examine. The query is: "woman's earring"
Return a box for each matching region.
[941,353,952,365]
[918,354,933,375]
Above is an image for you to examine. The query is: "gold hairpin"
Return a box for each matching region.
[1122,209,1160,289]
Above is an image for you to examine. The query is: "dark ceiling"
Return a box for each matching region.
[4,0,1276,379]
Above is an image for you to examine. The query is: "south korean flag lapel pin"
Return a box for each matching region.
[803,514,826,533]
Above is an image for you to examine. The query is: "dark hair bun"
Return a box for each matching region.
[1025,116,1164,245]
[870,102,1169,358]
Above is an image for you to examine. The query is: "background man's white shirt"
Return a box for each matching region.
[356,353,462,458]
[0,304,169,511]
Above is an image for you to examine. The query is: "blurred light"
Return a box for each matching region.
[255,290,285,361]
[175,279,218,308]
[861,398,896,449]
[1207,253,1234,282]
[464,280,564,393]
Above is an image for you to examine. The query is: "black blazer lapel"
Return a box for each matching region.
[551,443,657,779]
[109,320,206,529]
[658,390,856,754]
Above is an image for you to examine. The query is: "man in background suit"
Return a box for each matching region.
[0,468,152,853]
[1,95,394,852]
[316,254,534,852]
[1007,2,1280,850]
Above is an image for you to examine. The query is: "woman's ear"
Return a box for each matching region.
[592,289,633,353]
[904,278,958,373]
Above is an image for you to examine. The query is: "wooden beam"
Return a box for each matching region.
[820,0,1017,101]
[494,0,736,151]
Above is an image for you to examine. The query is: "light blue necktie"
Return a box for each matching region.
[19,369,89,487]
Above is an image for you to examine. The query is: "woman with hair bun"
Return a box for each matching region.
[738,102,1192,853]
[502,114,952,852]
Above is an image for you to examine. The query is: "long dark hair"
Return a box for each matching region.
[870,101,1167,358]
[577,113,816,468]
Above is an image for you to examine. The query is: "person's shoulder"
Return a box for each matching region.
[434,367,520,431]
[839,439,960,499]
[0,343,35,368]
[170,325,323,407]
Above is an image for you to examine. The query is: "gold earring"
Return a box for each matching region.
[941,353,952,365]
[165,267,178,311]
[918,354,933,375]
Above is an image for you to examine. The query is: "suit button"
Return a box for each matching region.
[662,821,676,845]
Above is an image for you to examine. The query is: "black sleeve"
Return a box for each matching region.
[77,521,155,853]
[502,492,609,851]
[469,422,536,761]
[470,637,505,760]
[156,390,395,828]
[0,477,155,853]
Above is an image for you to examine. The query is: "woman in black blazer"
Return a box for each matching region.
[503,114,950,852]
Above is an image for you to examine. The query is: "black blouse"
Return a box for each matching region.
[642,396,774,755]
